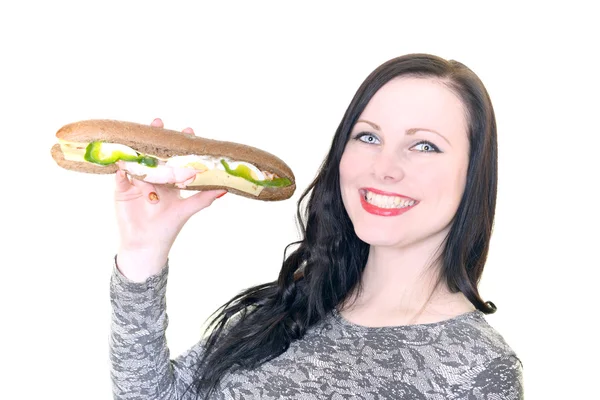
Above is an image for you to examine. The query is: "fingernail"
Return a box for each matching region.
[216,191,227,199]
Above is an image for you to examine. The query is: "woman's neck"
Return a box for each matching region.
[339,240,474,326]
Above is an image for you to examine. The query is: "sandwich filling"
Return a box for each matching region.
[58,140,292,196]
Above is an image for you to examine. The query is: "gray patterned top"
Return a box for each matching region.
[109,261,524,399]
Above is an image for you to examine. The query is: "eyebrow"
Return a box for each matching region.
[356,119,451,145]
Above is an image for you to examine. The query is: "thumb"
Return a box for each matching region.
[181,189,227,217]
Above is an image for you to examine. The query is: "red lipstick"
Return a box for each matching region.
[359,188,417,217]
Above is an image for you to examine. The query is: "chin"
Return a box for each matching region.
[353,225,408,247]
[351,216,452,250]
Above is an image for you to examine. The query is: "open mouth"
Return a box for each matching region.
[359,188,418,216]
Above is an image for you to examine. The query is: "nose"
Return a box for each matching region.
[371,152,405,182]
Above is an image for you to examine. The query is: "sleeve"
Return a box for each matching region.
[108,257,206,400]
[471,354,524,400]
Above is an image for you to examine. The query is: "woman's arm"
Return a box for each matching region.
[108,118,226,399]
[109,258,205,399]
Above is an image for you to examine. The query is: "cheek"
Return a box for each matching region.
[339,150,361,185]
[425,164,467,206]
[338,150,366,216]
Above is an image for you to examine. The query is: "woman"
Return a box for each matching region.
[110,53,524,399]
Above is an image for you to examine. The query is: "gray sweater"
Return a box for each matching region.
[109,261,524,399]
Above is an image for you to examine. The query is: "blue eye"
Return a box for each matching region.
[412,141,440,153]
[353,132,380,144]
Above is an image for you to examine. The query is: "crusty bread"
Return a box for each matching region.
[52,119,296,201]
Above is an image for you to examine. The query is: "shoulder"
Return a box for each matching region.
[442,311,524,399]
[469,355,524,399]
[443,310,520,360]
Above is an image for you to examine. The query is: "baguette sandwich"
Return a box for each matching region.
[51,119,296,201]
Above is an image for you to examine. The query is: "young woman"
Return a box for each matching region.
[110,53,523,399]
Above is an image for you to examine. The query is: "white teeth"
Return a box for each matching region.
[363,190,416,209]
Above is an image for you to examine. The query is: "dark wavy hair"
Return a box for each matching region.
[186,53,498,398]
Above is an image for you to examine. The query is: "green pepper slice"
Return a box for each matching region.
[84,141,158,167]
[220,159,291,187]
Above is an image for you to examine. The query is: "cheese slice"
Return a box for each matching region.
[187,169,264,196]
[59,140,88,162]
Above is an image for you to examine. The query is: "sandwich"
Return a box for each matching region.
[51,119,296,201]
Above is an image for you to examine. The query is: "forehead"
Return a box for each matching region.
[359,77,468,136]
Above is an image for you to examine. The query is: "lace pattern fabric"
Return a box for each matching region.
[109,261,523,399]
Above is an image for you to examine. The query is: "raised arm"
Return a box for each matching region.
[109,118,226,399]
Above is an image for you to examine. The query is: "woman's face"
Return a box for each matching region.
[339,77,470,248]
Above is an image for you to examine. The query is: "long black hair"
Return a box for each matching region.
[186,53,498,398]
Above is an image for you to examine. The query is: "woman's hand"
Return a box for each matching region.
[114,118,226,282]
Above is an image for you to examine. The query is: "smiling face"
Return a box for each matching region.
[339,77,470,248]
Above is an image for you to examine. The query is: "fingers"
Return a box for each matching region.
[114,171,146,202]
[115,170,133,193]
[143,118,198,207]
[150,117,195,137]
[181,189,227,217]
[130,177,162,204]
[151,118,164,128]
[182,127,196,138]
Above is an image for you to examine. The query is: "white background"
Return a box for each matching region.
[1,1,598,398]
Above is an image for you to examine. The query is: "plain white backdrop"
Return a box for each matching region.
[1,1,598,398]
